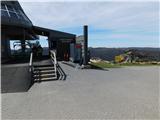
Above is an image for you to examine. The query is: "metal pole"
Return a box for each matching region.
[83,25,88,65]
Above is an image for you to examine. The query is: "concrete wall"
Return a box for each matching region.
[1,65,31,93]
[1,33,11,62]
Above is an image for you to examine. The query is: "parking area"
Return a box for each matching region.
[1,63,159,119]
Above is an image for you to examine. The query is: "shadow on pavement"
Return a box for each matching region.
[57,63,67,80]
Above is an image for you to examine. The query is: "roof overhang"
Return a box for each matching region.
[2,25,38,40]
[33,26,76,39]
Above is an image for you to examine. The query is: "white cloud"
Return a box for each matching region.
[19,1,159,47]
[20,1,159,30]
[18,0,159,2]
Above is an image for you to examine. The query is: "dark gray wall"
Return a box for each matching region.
[1,33,11,62]
[1,65,31,93]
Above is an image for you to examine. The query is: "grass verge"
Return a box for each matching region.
[90,61,160,69]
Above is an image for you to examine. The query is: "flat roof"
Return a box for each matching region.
[33,26,76,39]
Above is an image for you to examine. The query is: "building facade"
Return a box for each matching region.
[1,1,76,63]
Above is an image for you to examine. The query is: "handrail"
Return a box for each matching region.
[50,50,57,65]
[50,50,57,79]
[29,52,33,72]
[29,52,34,85]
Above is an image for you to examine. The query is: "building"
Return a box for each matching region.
[33,26,76,61]
[1,0,76,63]
[1,1,89,93]
[1,1,38,63]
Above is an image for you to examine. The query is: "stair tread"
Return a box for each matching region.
[33,73,56,77]
[34,67,54,70]
[34,77,57,81]
[34,65,54,67]
[34,70,55,73]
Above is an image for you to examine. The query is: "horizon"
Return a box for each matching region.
[40,46,160,49]
[19,0,159,48]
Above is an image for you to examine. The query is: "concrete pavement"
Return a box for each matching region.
[2,62,160,119]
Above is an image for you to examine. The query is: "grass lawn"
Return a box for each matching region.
[90,62,121,68]
[90,61,160,69]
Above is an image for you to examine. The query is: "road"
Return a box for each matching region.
[2,62,160,119]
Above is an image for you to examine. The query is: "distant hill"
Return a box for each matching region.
[89,47,160,61]
[11,47,160,61]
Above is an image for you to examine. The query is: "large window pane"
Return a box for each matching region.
[20,11,27,19]
[18,13,24,20]
[1,4,6,10]
[15,9,20,14]
[10,40,22,55]
[9,12,18,18]
[1,10,8,17]
[19,10,29,21]
[7,5,13,11]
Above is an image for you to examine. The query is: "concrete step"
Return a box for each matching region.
[34,65,54,67]
[34,77,57,81]
[33,73,56,78]
[34,66,54,70]
[33,70,55,74]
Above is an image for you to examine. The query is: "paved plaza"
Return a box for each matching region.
[2,63,159,119]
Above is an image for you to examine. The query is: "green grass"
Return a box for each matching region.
[90,62,121,68]
[90,61,160,69]
[119,63,160,66]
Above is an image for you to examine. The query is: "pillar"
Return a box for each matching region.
[83,25,88,65]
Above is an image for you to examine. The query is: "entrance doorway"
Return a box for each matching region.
[38,36,49,56]
[57,41,70,61]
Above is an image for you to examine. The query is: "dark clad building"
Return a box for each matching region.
[1,1,76,62]
[1,1,37,62]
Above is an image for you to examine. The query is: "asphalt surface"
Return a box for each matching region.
[1,64,31,93]
[2,62,160,119]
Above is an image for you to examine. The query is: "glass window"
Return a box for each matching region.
[9,12,17,18]
[20,11,26,18]
[13,8,19,14]
[14,8,20,13]
[10,40,22,55]
[1,4,6,10]
[1,10,8,17]
[16,13,20,18]
[19,11,29,21]
[18,13,24,20]
[7,5,13,11]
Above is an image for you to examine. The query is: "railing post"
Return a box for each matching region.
[29,52,33,72]
[50,50,57,79]
[29,52,34,86]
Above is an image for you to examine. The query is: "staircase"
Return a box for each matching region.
[33,65,57,82]
[29,50,58,83]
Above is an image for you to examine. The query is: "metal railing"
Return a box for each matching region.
[29,52,34,85]
[29,52,33,72]
[50,50,57,79]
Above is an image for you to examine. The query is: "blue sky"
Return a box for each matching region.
[19,0,159,48]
